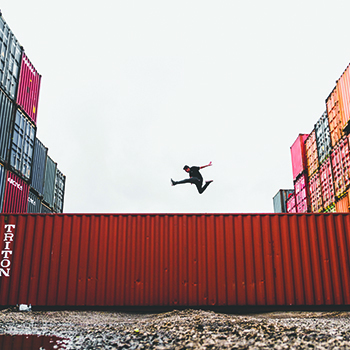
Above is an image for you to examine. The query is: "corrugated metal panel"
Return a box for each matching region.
[53,168,65,213]
[1,213,350,307]
[9,109,35,182]
[0,163,5,213]
[273,189,293,213]
[2,171,29,213]
[27,189,41,213]
[290,134,309,180]
[43,156,56,208]
[0,14,22,100]
[0,88,14,163]
[31,138,47,197]
[16,52,41,124]
[315,111,332,165]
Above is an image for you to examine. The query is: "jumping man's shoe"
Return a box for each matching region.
[171,179,176,186]
[206,180,213,184]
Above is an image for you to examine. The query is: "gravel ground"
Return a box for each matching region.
[1,308,350,349]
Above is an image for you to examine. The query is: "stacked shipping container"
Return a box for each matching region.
[275,59,350,213]
[0,12,66,214]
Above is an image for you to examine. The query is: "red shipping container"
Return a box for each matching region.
[290,134,309,180]
[337,64,350,132]
[305,130,319,178]
[326,86,343,147]
[2,171,29,213]
[286,193,296,213]
[1,213,350,307]
[320,157,336,209]
[16,53,41,124]
[309,171,323,213]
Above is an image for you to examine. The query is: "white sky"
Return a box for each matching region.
[2,1,350,213]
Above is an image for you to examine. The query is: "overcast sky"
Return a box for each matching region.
[2,1,350,214]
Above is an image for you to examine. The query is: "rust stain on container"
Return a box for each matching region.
[0,213,350,307]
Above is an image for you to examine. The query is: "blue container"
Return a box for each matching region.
[9,108,36,182]
[315,111,332,165]
[0,88,15,163]
[0,13,23,100]
[31,138,48,197]
[273,189,294,213]
[53,168,65,213]
[27,188,41,213]
[43,156,57,208]
[0,163,6,213]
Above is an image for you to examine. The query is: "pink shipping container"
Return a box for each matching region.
[320,157,336,209]
[309,171,323,213]
[286,193,296,213]
[305,130,319,178]
[1,213,350,307]
[296,199,308,213]
[341,137,350,188]
[294,172,308,195]
[337,63,350,132]
[16,52,41,124]
[2,171,29,213]
[331,138,350,198]
[290,134,309,180]
[294,173,309,213]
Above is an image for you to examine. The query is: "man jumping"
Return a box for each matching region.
[171,161,213,194]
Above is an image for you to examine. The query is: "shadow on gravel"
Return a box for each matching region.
[4,304,349,315]
[0,334,67,350]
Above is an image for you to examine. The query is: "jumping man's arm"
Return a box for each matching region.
[200,161,212,170]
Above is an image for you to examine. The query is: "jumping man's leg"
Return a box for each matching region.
[197,180,213,194]
[171,178,197,186]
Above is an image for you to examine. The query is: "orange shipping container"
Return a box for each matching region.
[305,130,319,177]
[336,194,349,213]
[337,64,350,133]
[326,86,343,147]
[309,171,323,212]
[1,213,350,307]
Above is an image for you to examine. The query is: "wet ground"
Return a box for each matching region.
[0,308,350,349]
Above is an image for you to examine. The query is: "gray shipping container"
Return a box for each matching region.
[31,138,48,196]
[0,163,5,213]
[273,189,294,213]
[0,13,22,100]
[43,156,57,208]
[315,111,332,165]
[9,108,35,182]
[53,168,65,213]
[41,202,53,213]
[0,88,14,163]
[27,188,41,213]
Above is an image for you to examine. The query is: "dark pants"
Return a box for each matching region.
[173,177,210,194]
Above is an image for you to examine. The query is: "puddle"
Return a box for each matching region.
[0,334,67,350]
